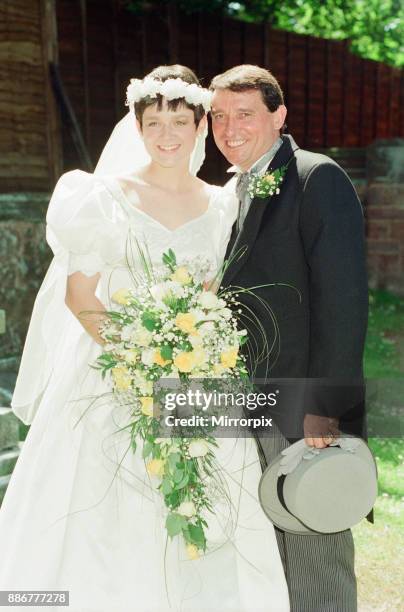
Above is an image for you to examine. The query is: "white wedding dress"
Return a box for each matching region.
[0,170,289,612]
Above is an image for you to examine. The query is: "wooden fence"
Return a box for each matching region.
[1,0,403,190]
[55,0,404,184]
[0,0,60,191]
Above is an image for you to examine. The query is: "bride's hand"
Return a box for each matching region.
[203,279,219,294]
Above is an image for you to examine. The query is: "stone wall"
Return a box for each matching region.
[0,193,51,359]
[0,409,21,506]
[365,140,404,296]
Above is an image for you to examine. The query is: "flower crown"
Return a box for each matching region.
[125,77,213,112]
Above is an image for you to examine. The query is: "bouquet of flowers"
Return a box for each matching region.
[94,248,249,559]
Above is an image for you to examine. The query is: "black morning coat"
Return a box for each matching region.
[220,134,369,451]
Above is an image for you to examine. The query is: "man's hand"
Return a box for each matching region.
[304,414,340,449]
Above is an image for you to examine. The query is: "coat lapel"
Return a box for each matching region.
[221,135,300,287]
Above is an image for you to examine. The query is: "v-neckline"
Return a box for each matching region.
[112,178,216,234]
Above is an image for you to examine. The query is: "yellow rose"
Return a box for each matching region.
[153,350,171,367]
[220,347,239,369]
[140,396,154,417]
[111,288,132,306]
[171,266,192,285]
[146,458,165,478]
[186,543,200,560]
[263,173,276,185]
[111,366,132,391]
[173,351,195,373]
[213,363,226,375]
[175,312,197,335]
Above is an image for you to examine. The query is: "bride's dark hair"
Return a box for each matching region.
[134,64,205,127]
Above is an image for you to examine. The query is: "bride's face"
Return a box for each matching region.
[138,100,205,168]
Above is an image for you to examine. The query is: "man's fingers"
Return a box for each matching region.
[313,438,328,449]
[305,436,330,449]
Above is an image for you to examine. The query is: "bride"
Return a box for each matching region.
[0,65,289,612]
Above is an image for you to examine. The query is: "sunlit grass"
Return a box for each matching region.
[355,290,404,611]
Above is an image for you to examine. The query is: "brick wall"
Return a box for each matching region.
[365,141,404,295]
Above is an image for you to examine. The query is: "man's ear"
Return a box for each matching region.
[275,105,287,131]
[197,115,208,136]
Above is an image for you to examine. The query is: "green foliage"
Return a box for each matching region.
[267,0,404,69]
[165,512,187,537]
[365,289,404,378]
[125,0,404,67]
[141,310,159,331]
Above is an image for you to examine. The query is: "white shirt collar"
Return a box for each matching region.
[226,138,283,175]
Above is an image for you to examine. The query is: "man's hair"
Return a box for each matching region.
[210,64,284,113]
[134,64,205,127]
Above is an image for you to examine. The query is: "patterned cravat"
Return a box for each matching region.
[235,172,253,232]
[235,139,283,233]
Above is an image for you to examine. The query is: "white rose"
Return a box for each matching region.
[199,321,215,335]
[150,283,167,302]
[133,327,153,347]
[190,309,206,323]
[143,77,161,98]
[189,439,210,458]
[219,308,232,320]
[206,311,221,321]
[189,334,203,347]
[160,78,184,99]
[198,291,220,310]
[184,83,200,101]
[134,372,153,395]
[120,323,138,342]
[141,348,155,366]
[167,281,185,298]
[177,500,196,518]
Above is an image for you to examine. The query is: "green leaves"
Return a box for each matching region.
[173,468,185,483]
[142,440,154,459]
[161,478,173,495]
[168,452,182,470]
[185,523,206,550]
[166,513,187,537]
[125,1,404,67]
[141,311,159,331]
[160,345,173,361]
[165,514,207,551]
[162,248,177,271]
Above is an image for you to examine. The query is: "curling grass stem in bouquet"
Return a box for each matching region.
[93,246,250,559]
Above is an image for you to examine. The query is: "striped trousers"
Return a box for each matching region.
[259,432,357,612]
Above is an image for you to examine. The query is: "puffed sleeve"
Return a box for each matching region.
[46,169,125,276]
[11,170,125,426]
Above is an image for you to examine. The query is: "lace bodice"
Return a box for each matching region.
[46,171,238,300]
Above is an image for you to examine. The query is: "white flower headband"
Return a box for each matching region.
[126,77,213,112]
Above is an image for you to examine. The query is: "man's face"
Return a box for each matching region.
[211,89,287,171]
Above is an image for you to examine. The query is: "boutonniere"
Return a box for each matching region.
[247,165,288,200]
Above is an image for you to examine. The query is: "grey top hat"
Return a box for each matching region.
[258,437,378,535]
